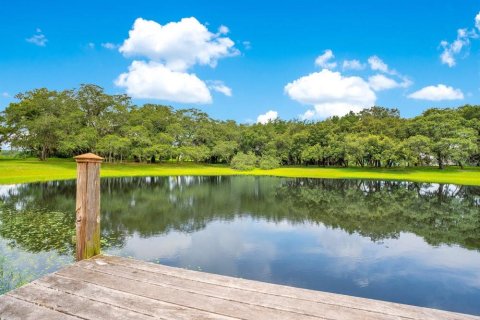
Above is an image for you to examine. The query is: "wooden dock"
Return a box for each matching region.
[0,255,478,320]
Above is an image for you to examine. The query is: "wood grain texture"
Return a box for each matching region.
[0,255,478,320]
[75,161,87,261]
[0,295,80,320]
[75,155,101,261]
[8,284,153,320]
[33,274,239,320]
[101,255,475,320]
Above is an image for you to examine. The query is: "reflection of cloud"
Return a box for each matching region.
[108,232,192,260]
[301,224,480,291]
[303,226,364,260]
[107,215,480,295]
[108,214,480,303]
[418,183,461,196]
[0,184,31,211]
[258,219,299,232]
[168,176,196,191]
[107,218,278,279]
[354,278,369,288]
[377,233,480,271]
[0,184,20,197]
[175,219,278,278]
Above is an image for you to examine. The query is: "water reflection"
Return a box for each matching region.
[0,177,479,314]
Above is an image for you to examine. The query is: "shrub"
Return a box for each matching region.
[258,155,280,169]
[230,152,257,170]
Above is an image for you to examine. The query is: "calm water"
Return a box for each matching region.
[0,176,480,315]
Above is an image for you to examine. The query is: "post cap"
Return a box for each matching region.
[74,153,104,163]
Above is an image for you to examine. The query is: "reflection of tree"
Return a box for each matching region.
[276,179,480,250]
[99,176,278,236]
[0,177,479,256]
[0,180,126,255]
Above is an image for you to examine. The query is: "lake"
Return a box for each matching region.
[0,176,479,315]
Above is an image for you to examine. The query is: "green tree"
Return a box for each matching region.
[1,84,478,169]
[301,144,323,165]
[231,152,257,170]
[409,109,477,169]
[345,134,367,167]
[1,88,76,160]
[258,155,280,169]
[401,135,432,166]
[211,140,238,163]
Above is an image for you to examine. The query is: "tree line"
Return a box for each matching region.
[0,84,479,169]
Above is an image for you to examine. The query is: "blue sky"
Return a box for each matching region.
[0,0,479,123]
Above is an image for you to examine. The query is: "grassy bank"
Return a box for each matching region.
[1,158,479,186]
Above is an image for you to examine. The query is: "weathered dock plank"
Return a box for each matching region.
[0,295,79,320]
[0,255,478,320]
[33,274,235,320]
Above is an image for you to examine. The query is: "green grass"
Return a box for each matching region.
[1,158,479,186]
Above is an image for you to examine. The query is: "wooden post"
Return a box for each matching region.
[74,153,103,261]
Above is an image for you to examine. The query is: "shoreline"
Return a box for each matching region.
[2,158,479,186]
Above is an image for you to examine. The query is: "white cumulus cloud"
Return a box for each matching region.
[407,84,464,101]
[315,50,337,69]
[115,60,212,104]
[26,28,47,47]
[116,17,237,103]
[218,25,229,35]
[1,92,10,98]
[119,17,238,72]
[208,81,232,97]
[257,110,278,124]
[367,55,392,74]
[439,12,480,67]
[287,54,413,119]
[368,74,411,91]
[285,69,376,119]
[440,28,476,67]
[102,42,118,50]
[300,103,366,120]
[342,59,365,70]
[366,56,412,89]
[368,74,399,91]
[301,110,316,120]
